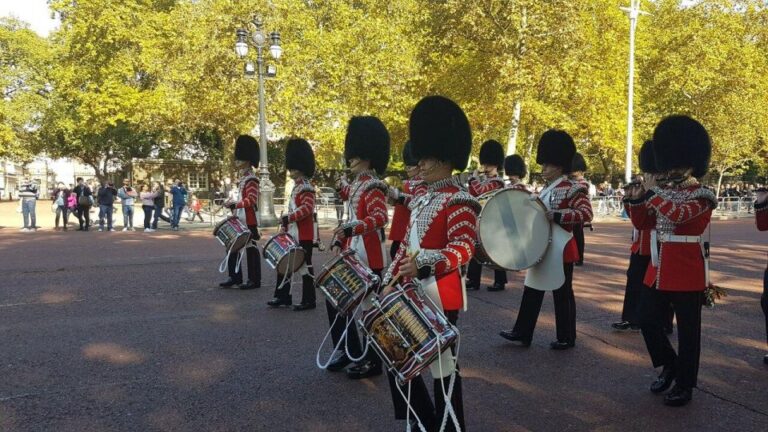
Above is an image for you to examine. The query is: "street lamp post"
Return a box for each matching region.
[620,1,649,184]
[235,16,282,227]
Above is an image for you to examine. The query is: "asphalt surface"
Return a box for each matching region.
[0,218,767,432]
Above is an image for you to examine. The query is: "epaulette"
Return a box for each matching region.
[364,179,389,194]
[566,179,588,199]
[446,191,482,213]
[688,185,717,207]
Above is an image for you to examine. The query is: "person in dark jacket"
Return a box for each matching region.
[73,177,93,231]
[97,181,118,232]
[151,182,171,229]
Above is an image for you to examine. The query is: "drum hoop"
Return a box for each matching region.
[477,189,553,271]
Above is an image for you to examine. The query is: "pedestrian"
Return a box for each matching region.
[334,189,344,222]
[73,177,93,231]
[117,178,137,231]
[189,194,204,222]
[755,187,768,365]
[139,184,157,232]
[53,183,72,231]
[170,179,187,231]
[97,181,118,232]
[152,182,171,229]
[18,177,39,232]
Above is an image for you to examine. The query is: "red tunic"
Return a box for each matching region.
[468,175,504,197]
[540,177,594,263]
[234,173,259,227]
[388,177,427,242]
[624,201,654,256]
[384,176,479,311]
[339,171,389,271]
[285,179,315,242]
[628,182,716,291]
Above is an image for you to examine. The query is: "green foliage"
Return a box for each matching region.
[2,0,766,181]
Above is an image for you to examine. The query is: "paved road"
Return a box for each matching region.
[0,219,766,432]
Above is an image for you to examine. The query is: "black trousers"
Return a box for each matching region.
[574,224,585,264]
[274,240,315,305]
[390,240,401,261]
[226,226,261,285]
[467,258,507,288]
[512,263,576,344]
[639,287,703,389]
[621,253,651,324]
[763,266,768,345]
[76,205,91,228]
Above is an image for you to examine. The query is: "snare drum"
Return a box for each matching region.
[477,188,551,270]
[315,250,380,316]
[361,283,458,385]
[212,216,252,253]
[263,232,306,275]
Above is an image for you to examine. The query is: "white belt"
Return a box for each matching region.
[657,233,702,243]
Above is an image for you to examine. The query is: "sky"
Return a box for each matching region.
[0,0,59,37]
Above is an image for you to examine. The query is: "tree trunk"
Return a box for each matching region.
[716,169,725,201]
[505,100,522,155]
[524,133,535,182]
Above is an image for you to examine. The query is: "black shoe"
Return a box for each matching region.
[465,280,479,291]
[499,330,531,347]
[292,302,316,311]
[611,321,633,331]
[550,341,575,350]
[663,385,692,407]
[267,296,292,307]
[219,279,240,288]
[239,281,259,290]
[487,283,505,292]
[346,360,382,379]
[574,261,584,267]
[326,353,352,372]
[651,365,676,393]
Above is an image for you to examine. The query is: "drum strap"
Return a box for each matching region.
[315,299,369,369]
[217,242,245,274]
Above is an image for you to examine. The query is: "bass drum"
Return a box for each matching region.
[476,188,551,271]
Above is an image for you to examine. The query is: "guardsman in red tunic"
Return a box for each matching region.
[504,154,530,193]
[388,140,427,260]
[219,135,262,290]
[570,152,590,266]
[626,115,716,407]
[614,141,657,331]
[268,138,318,310]
[328,116,390,380]
[466,139,508,292]
[755,187,768,364]
[380,95,477,432]
[499,130,593,350]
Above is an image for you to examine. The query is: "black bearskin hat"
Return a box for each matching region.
[285,138,316,178]
[234,134,260,167]
[479,139,505,168]
[344,116,390,175]
[504,154,527,178]
[402,140,418,167]
[571,152,588,173]
[652,115,711,178]
[536,129,576,173]
[638,140,658,174]
[409,95,472,171]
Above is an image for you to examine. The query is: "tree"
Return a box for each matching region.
[0,17,52,161]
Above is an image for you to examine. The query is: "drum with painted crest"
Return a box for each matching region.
[476,188,551,271]
[212,216,252,253]
[315,249,380,316]
[263,232,306,275]
[361,283,458,385]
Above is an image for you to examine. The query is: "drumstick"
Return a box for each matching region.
[381,250,420,292]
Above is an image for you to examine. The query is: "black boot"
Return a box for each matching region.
[434,374,465,432]
[267,295,292,308]
[663,384,692,407]
[651,365,676,394]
